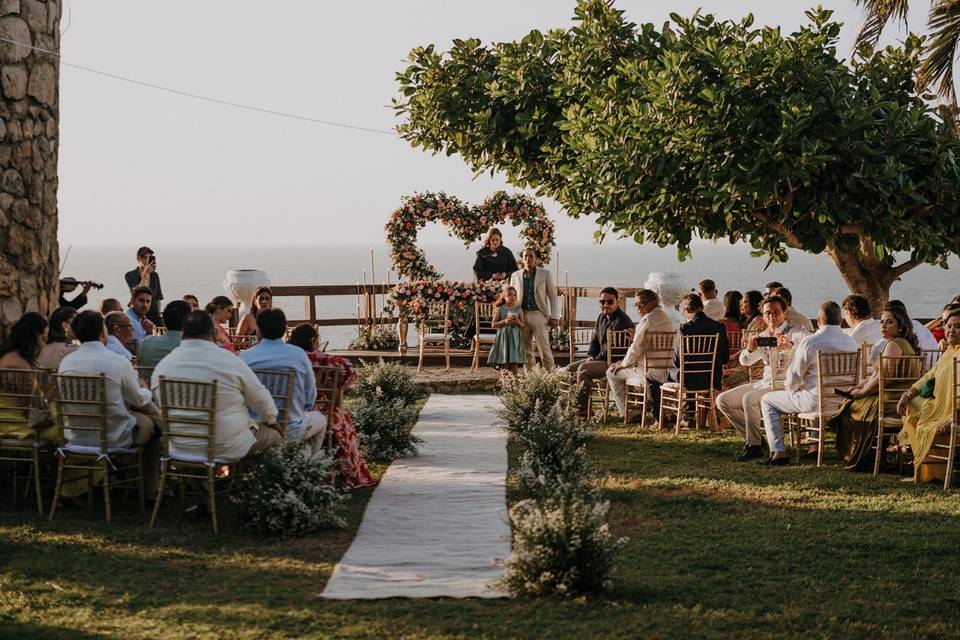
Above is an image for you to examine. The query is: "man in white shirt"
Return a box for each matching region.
[773,287,815,332]
[867,300,939,361]
[841,295,882,346]
[606,289,674,419]
[104,311,134,361]
[699,279,725,322]
[508,247,561,370]
[759,301,858,465]
[58,310,161,496]
[152,311,282,462]
[717,295,810,461]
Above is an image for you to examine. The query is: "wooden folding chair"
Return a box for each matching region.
[49,373,145,523]
[150,377,226,532]
[785,351,860,466]
[312,365,342,484]
[252,369,295,432]
[417,302,450,373]
[872,354,924,475]
[925,356,960,490]
[660,334,719,435]
[0,368,53,513]
[589,329,632,422]
[471,302,498,372]
[623,331,675,428]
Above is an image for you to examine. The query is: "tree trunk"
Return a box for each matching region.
[825,243,898,315]
[0,1,61,339]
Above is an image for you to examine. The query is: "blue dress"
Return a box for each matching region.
[487,306,526,366]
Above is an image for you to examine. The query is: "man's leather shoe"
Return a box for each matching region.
[760,456,790,466]
[736,444,764,462]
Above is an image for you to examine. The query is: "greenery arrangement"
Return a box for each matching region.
[238,442,347,538]
[395,1,960,308]
[498,366,577,437]
[349,359,424,462]
[353,359,420,406]
[514,402,591,498]
[348,325,401,351]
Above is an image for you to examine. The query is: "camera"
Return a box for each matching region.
[756,336,778,348]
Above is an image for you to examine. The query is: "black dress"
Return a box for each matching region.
[472,247,518,281]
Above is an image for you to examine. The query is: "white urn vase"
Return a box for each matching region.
[644,272,690,322]
[224,269,271,317]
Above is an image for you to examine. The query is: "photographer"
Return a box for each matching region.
[717,295,810,462]
[124,246,164,325]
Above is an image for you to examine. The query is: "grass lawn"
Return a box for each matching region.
[3,421,960,639]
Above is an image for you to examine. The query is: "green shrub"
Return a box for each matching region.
[351,396,423,462]
[513,402,592,496]
[498,367,578,436]
[354,359,419,406]
[239,442,346,538]
[348,325,401,351]
[501,482,628,597]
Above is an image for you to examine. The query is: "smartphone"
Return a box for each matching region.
[756,336,777,348]
[834,388,854,399]
[148,255,157,267]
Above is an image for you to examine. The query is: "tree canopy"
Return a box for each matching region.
[395,2,960,307]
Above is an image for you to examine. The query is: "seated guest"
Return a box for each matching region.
[206,296,238,354]
[152,311,282,461]
[606,289,673,420]
[829,304,920,470]
[647,294,729,422]
[472,227,518,282]
[59,311,161,497]
[721,291,744,359]
[773,287,814,332]
[759,301,858,465]
[38,306,79,370]
[741,290,765,334]
[559,286,634,416]
[182,294,199,312]
[125,286,155,343]
[237,286,272,338]
[895,310,960,483]
[0,313,57,442]
[869,300,939,361]
[240,309,327,450]
[288,324,376,488]
[718,295,810,461]
[104,311,135,361]
[699,279,724,321]
[928,303,960,343]
[100,298,123,315]
[139,300,189,370]
[841,295,881,346]
[763,281,784,297]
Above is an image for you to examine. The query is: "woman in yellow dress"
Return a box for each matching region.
[896,310,960,483]
[0,313,58,443]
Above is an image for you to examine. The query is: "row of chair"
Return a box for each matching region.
[0,364,342,533]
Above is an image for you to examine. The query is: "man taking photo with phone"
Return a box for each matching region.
[124,246,164,325]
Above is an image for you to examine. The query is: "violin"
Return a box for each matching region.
[59,277,104,291]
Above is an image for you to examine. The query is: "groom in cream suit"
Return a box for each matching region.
[509,247,560,370]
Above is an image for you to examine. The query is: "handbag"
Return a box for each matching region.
[918,378,935,399]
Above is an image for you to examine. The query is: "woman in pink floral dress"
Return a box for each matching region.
[288,324,376,488]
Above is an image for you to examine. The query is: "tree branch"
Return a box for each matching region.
[891,257,920,279]
[753,210,804,249]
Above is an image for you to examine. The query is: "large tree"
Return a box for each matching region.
[395,2,960,310]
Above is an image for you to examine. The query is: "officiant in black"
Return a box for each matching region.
[472,228,518,282]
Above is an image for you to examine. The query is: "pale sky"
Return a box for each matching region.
[57,1,930,247]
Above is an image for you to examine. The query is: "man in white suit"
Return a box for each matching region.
[509,247,560,370]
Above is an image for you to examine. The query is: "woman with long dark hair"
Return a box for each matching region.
[205,296,238,353]
[237,286,272,337]
[0,313,49,370]
[38,307,78,369]
[741,290,765,334]
[287,323,375,489]
[472,228,518,282]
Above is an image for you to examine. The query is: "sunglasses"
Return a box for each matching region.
[599,299,616,306]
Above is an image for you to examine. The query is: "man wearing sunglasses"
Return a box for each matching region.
[560,286,634,416]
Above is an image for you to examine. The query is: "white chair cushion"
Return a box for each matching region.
[796,412,819,421]
[625,376,646,387]
[164,452,235,466]
[61,444,138,457]
[661,382,680,391]
[1,438,45,449]
[881,416,903,428]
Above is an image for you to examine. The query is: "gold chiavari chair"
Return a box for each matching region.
[922,349,942,373]
[623,331,675,428]
[590,329,633,422]
[859,342,873,381]
[152,326,167,336]
[49,373,145,523]
[471,302,498,372]
[873,354,924,475]
[924,356,960,490]
[231,334,259,352]
[150,377,224,532]
[253,369,295,433]
[136,366,154,387]
[568,326,594,364]
[417,302,450,373]
[312,365,342,484]
[785,351,860,466]
[660,334,719,435]
[0,368,53,513]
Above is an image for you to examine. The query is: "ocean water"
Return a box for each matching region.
[60,243,958,348]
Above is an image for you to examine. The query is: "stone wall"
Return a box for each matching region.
[0,0,60,338]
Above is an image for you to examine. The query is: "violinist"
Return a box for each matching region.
[58,277,103,310]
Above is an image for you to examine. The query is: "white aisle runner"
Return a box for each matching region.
[320,394,511,599]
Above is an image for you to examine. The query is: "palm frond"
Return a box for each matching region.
[854,0,911,49]
[919,0,960,100]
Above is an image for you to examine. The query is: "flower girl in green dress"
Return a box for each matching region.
[487,285,526,374]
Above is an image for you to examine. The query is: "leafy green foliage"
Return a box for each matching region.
[351,396,424,462]
[353,359,420,406]
[395,2,960,303]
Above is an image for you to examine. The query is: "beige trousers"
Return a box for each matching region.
[521,310,555,371]
[716,381,771,446]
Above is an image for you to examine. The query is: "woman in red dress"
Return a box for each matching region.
[288,324,376,489]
